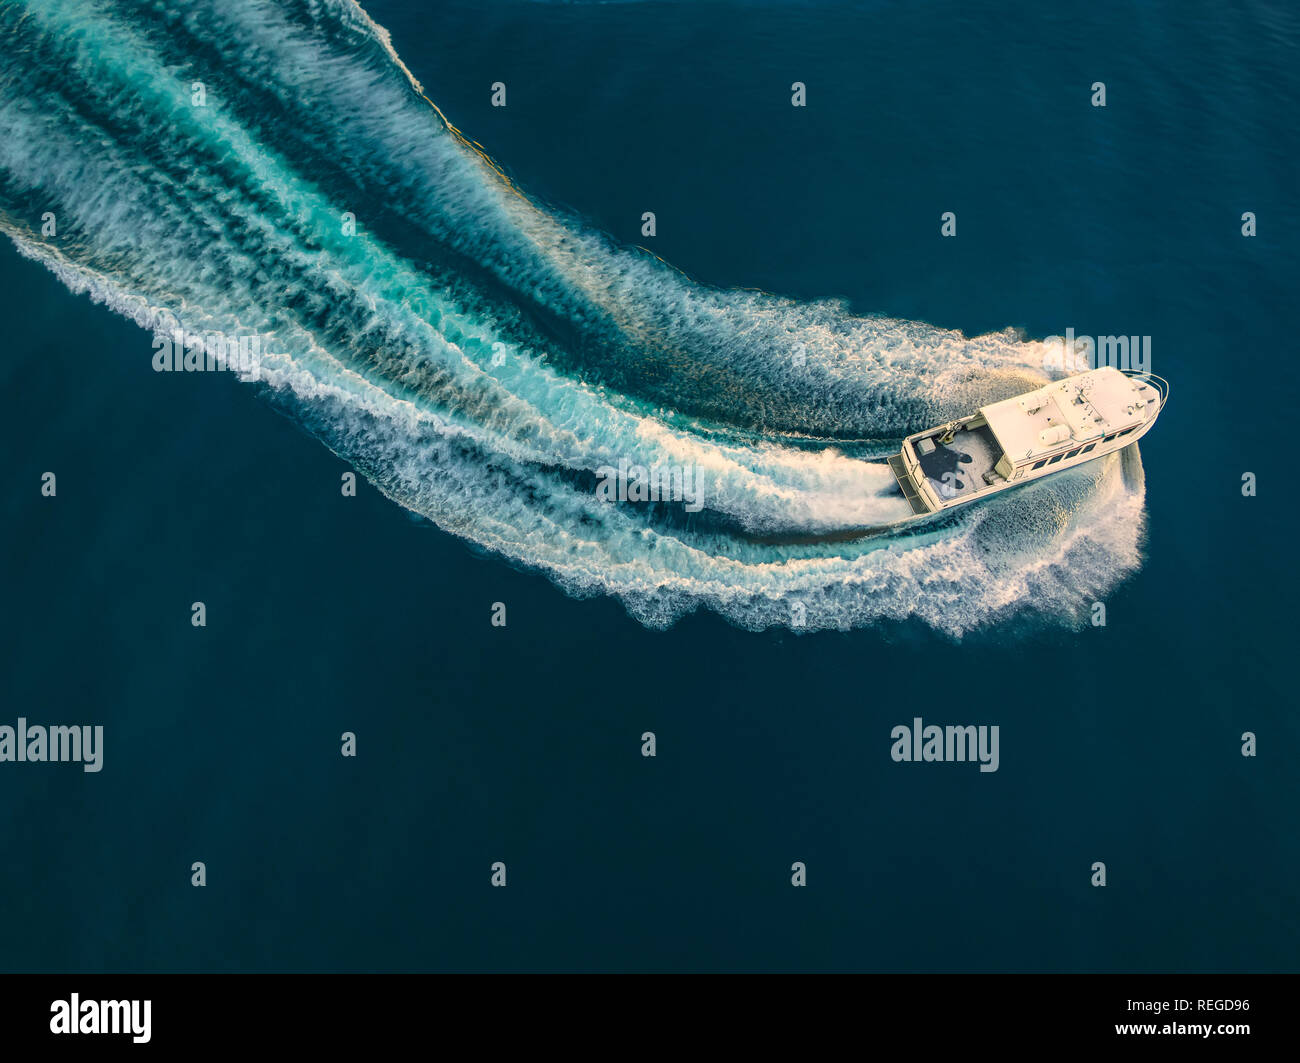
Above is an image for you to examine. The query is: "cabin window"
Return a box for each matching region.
[1103,434,1115,442]
[1119,426,1136,436]
[1047,454,1063,465]
[1082,443,1096,453]
[1065,448,1081,459]
[1031,459,1048,470]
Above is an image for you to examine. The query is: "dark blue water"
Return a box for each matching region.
[0,0,1296,971]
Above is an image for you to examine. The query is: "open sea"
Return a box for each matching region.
[0,0,1295,971]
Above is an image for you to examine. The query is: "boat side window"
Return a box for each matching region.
[1047,454,1064,465]
[1031,459,1048,470]
[1065,448,1081,459]
[1082,443,1096,453]
[1118,426,1136,436]
[1103,433,1115,442]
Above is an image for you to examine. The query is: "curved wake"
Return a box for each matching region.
[0,0,1148,636]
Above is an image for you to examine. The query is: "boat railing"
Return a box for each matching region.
[1123,370,1169,406]
[901,441,932,491]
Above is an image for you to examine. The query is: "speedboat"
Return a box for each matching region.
[887,367,1167,515]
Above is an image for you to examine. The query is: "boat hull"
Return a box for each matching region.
[888,369,1167,516]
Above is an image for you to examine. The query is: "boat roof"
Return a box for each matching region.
[980,367,1157,464]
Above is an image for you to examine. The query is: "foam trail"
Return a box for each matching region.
[0,0,1148,635]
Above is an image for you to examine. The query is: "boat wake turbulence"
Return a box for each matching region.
[0,0,1151,636]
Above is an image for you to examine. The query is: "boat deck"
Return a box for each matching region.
[913,422,1002,502]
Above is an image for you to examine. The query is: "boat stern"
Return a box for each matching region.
[888,448,937,515]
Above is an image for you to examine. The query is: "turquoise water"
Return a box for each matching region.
[0,0,1295,971]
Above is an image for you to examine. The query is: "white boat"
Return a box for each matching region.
[887,367,1167,515]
